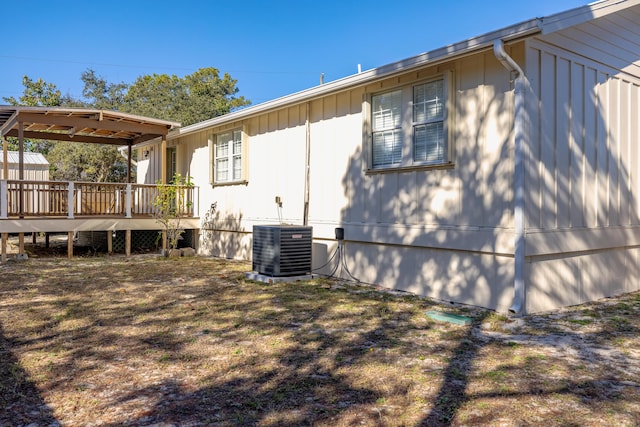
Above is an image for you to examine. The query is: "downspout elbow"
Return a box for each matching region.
[493,39,524,79]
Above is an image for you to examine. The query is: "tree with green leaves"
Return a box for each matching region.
[122,67,250,126]
[79,68,129,110]
[152,173,194,252]
[3,76,62,108]
[2,76,64,153]
[46,142,128,182]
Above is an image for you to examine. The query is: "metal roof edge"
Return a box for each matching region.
[170,18,542,140]
[0,105,181,129]
[1,150,49,165]
[539,0,640,34]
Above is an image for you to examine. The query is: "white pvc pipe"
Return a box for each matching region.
[494,39,526,315]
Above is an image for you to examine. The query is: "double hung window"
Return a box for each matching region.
[213,129,243,184]
[370,76,449,170]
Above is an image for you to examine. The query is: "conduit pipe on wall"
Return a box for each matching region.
[303,102,311,225]
[493,39,527,315]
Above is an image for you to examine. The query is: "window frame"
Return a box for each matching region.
[365,71,454,172]
[209,126,248,186]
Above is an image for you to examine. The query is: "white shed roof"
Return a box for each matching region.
[2,151,49,166]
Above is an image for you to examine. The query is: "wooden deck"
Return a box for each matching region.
[0,180,199,259]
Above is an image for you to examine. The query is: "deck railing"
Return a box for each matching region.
[0,180,199,219]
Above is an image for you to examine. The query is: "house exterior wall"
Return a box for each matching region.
[159,48,519,312]
[523,7,640,312]
[130,3,640,314]
[137,145,162,184]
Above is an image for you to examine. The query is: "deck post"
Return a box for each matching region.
[107,231,113,254]
[67,231,73,259]
[67,182,75,219]
[1,233,7,262]
[125,183,132,218]
[18,233,24,254]
[125,229,131,257]
[0,180,7,219]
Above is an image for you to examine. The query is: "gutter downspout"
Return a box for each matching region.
[493,39,526,316]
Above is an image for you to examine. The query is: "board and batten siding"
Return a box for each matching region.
[137,145,163,185]
[338,52,516,249]
[306,52,517,312]
[524,27,640,312]
[161,49,519,311]
[181,106,309,259]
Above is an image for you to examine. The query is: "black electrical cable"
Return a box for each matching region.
[311,244,340,274]
[312,241,360,283]
[339,242,360,283]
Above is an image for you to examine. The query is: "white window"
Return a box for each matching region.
[369,76,450,170]
[213,129,243,184]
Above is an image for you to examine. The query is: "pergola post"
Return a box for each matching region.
[127,143,132,183]
[161,136,167,184]
[0,180,7,219]
[2,136,7,180]
[18,121,24,219]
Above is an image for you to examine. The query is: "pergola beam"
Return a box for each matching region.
[5,129,133,145]
[0,111,18,136]
[16,112,171,136]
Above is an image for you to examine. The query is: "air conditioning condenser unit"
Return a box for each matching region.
[252,225,312,277]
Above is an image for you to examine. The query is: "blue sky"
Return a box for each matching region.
[2,0,588,107]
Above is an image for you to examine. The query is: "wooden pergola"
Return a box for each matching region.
[0,106,184,260]
[0,106,179,183]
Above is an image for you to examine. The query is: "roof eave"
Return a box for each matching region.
[539,0,640,35]
[171,18,542,139]
[0,106,181,133]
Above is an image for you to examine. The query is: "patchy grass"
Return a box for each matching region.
[0,255,639,426]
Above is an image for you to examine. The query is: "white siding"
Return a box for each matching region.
[136,145,163,185]
[341,52,515,236]
[185,50,518,311]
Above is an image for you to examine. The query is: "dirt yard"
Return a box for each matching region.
[0,252,639,426]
